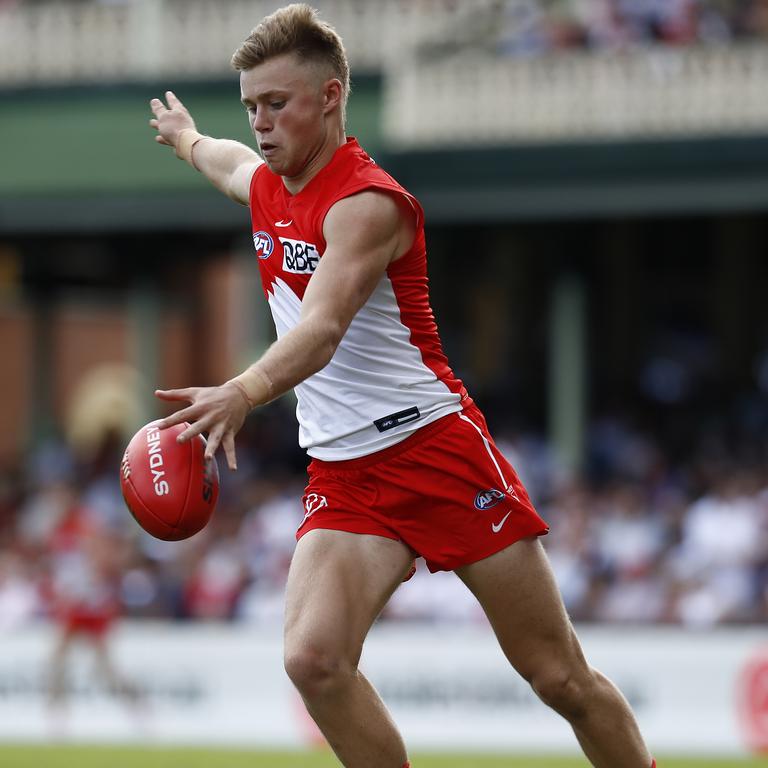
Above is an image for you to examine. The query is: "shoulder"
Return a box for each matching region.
[323,189,418,264]
[319,142,422,232]
[323,190,405,241]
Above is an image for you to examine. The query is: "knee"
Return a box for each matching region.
[530,666,593,721]
[284,643,356,698]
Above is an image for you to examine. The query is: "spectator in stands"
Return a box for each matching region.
[493,0,758,55]
[670,465,768,625]
[1,405,768,628]
[0,550,40,631]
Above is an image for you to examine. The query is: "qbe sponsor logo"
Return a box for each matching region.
[280,237,319,274]
[253,231,274,259]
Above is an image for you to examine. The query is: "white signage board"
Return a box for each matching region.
[0,622,764,756]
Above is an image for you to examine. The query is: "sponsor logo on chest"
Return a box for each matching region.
[279,237,319,274]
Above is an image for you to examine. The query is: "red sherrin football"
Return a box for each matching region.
[120,421,219,541]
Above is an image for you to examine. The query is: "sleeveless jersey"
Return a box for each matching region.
[249,137,469,460]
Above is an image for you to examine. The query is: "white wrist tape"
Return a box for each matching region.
[227,365,275,410]
[175,129,206,170]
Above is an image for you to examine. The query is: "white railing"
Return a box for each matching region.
[0,0,496,83]
[0,622,760,754]
[1,1,766,143]
[385,44,768,146]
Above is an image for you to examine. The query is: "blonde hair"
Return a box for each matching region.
[231,4,350,108]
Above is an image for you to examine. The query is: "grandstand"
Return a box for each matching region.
[0,0,767,760]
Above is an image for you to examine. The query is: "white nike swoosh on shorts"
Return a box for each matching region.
[491,511,512,534]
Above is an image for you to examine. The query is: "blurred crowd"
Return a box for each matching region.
[0,396,766,633]
[4,0,768,55]
[493,0,768,55]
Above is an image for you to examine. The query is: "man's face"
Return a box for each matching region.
[240,53,332,178]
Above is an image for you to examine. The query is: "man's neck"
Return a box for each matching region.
[283,129,346,195]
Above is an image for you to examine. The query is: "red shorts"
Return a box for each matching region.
[299,403,549,572]
[58,611,115,637]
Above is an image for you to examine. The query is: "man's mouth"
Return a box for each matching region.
[260,143,277,156]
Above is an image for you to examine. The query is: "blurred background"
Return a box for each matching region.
[1,0,768,758]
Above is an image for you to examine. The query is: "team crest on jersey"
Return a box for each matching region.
[253,231,274,259]
[279,237,320,274]
[474,489,505,511]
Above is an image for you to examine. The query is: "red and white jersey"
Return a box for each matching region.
[249,138,469,460]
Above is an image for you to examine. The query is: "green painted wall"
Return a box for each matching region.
[0,77,383,196]
[3,75,768,232]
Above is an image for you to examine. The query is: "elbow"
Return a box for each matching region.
[315,321,344,369]
[225,178,249,206]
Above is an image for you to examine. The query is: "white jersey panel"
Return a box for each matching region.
[267,276,462,460]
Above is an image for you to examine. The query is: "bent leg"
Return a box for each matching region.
[457,538,653,768]
[284,529,414,768]
[91,633,142,705]
[48,628,74,707]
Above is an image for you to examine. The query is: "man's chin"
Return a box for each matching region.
[264,158,292,176]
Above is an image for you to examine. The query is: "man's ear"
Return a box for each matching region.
[323,78,343,113]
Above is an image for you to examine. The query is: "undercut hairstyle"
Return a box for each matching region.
[231,3,350,108]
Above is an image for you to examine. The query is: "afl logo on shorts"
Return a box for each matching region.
[253,231,274,259]
[474,489,505,511]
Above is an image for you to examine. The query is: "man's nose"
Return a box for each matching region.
[251,107,271,133]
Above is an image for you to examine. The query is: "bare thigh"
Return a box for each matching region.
[456,537,588,682]
[284,529,415,664]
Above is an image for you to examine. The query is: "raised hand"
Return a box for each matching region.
[149,90,196,149]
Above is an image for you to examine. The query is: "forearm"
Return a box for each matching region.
[229,319,340,409]
[179,130,262,202]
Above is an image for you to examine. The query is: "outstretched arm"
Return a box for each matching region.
[155,190,414,469]
[149,90,263,205]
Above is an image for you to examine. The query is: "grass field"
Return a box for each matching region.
[0,746,763,768]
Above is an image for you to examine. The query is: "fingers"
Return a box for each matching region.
[149,92,183,114]
[153,390,200,432]
[149,119,171,145]
[155,388,196,402]
[202,423,223,460]
[165,90,182,108]
[178,418,207,444]
[149,97,166,117]
[154,408,194,431]
[206,429,237,472]
[221,432,238,471]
